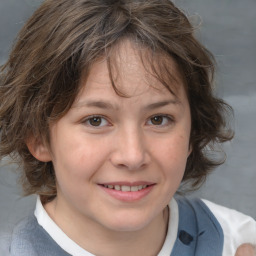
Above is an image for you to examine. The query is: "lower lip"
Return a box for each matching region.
[99,185,154,202]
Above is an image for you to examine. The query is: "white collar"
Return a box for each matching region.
[34,196,179,256]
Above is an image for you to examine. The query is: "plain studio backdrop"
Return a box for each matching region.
[0,0,255,240]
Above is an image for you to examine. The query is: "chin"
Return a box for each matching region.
[103,213,154,233]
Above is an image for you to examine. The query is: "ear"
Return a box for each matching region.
[26,136,52,162]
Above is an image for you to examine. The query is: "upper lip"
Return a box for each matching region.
[99,181,155,186]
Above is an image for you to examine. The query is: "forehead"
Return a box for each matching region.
[77,40,187,102]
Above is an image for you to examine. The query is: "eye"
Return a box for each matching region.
[83,116,109,127]
[147,115,173,126]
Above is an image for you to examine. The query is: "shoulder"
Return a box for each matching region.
[9,215,71,256]
[0,214,38,256]
[174,197,256,256]
[176,197,256,239]
[202,199,256,254]
[10,215,41,256]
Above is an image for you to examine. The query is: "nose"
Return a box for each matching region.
[110,127,150,171]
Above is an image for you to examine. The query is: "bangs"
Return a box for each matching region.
[82,39,186,100]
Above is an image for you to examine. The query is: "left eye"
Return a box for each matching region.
[147,115,172,126]
[83,116,109,127]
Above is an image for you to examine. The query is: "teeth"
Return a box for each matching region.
[131,186,139,192]
[104,184,149,191]
[114,185,121,191]
[121,185,131,192]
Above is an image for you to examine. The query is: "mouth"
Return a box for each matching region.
[98,182,155,202]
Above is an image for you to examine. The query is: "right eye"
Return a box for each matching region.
[83,116,109,127]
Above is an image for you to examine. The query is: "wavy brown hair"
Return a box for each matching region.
[0,0,233,200]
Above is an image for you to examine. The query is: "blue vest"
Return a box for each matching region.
[9,197,223,256]
[171,197,223,256]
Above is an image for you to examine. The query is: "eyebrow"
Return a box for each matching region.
[73,100,119,110]
[73,99,180,111]
[144,99,181,110]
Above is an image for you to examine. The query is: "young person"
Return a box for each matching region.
[0,0,255,255]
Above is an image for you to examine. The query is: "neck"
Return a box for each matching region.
[44,199,169,256]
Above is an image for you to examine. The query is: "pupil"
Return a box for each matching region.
[152,116,163,125]
[89,117,101,126]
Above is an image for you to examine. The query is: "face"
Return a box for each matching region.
[36,42,191,233]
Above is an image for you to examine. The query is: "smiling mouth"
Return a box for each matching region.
[99,183,155,202]
[101,184,149,192]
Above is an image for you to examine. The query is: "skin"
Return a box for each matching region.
[235,244,256,256]
[28,41,192,256]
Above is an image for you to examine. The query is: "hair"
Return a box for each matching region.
[0,0,233,200]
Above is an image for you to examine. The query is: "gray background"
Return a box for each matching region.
[0,0,255,240]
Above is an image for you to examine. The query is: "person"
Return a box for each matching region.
[0,0,255,255]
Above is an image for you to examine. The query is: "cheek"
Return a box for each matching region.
[52,135,111,183]
[156,134,190,159]
[152,134,190,176]
[52,144,105,201]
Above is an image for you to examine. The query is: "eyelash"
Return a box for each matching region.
[82,115,110,128]
[146,114,174,127]
[82,114,174,128]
